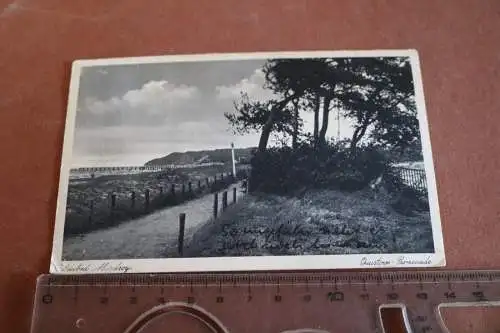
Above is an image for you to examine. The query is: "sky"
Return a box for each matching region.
[70,59,357,167]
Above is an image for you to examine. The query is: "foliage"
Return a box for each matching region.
[224,93,299,136]
[226,56,420,154]
[226,56,426,215]
[336,57,418,151]
[249,142,389,194]
[247,141,428,217]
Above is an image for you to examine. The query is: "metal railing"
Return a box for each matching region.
[392,166,427,192]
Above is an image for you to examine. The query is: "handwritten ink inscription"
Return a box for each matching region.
[360,256,432,267]
[62,261,132,273]
[218,222,381,252]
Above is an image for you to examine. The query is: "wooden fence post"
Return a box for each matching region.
[109,193,116,221]
[88,200,94,223]
[206,178,210,187]
[182,184,186,196]
[145,189,150,210]
[233,187,237,204]
[222,191,228,211]
[131,191,136,208]
[170,183,176,197]
[198,179,201,191]
[188,182,192,194]
[110,193,116,209]
[213,193,218,218]
[178,213,186,256]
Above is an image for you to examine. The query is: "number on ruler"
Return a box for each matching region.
[327,291,344,301]
[416,292,428,300]
[42,294,53,304]
[444,291,456,299]
[414,315,427,322]
[472,291,485,300]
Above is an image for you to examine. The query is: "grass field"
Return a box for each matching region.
[184,187,434,257]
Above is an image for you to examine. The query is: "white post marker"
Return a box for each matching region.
[230,142,236,177]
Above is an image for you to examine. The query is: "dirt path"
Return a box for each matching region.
[62,182,246,260]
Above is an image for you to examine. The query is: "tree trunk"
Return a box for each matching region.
[318,96,332,146]
[313,94,321,147]
[350,116,372,154]
[350,127,361,155]
[258,95,297,152]
[292,99,299,149]
[258,107,277,152]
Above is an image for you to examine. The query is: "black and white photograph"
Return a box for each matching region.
[51,50,445,273]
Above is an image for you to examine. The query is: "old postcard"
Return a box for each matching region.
[50,50,445,273]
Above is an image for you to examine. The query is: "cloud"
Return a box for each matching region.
[70,67,360,167]
[76,80,200,128]
[215,69,276,102]
[122,81,198,108]
[70,62,278,166]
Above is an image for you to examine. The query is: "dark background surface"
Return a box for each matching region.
[0,1,499,332]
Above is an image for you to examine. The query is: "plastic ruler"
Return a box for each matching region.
[30,270,500,333]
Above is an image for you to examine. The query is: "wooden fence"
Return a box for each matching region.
[177,186,244,256]
[65,170,248,236]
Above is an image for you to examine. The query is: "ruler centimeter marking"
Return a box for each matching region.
[31,271,500,333]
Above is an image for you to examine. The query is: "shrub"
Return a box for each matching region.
[249,142,389,194]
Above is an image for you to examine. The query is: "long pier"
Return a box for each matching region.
[71,162,226,173]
